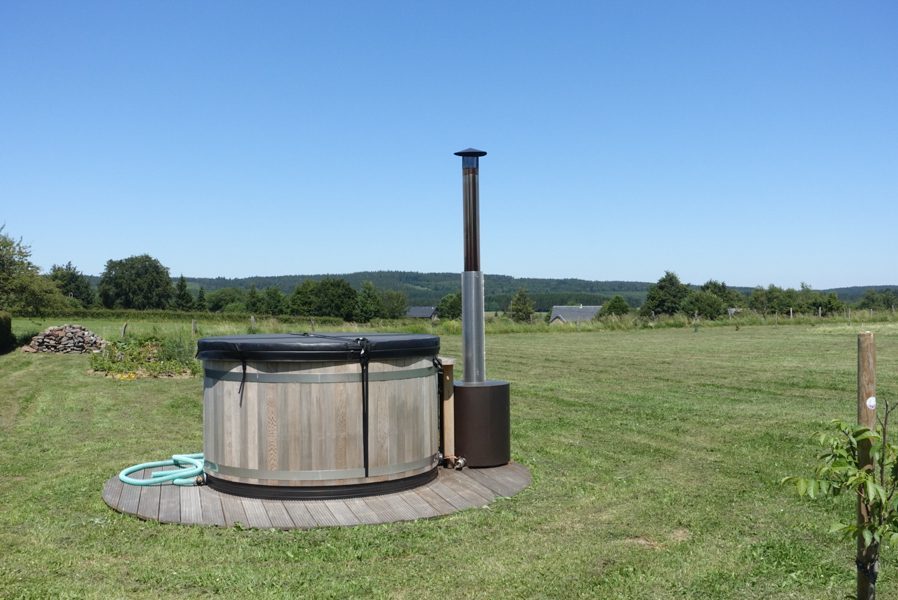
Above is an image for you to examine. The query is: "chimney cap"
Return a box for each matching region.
[454,148,487,157]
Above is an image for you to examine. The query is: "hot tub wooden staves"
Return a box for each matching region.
[196,333,442,499]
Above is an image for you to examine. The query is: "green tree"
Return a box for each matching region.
[749,284,791,315]
[381,289,408,319]
[195,287,208,311]
[600,295,630,317]
[314,277,357,321]
[261,287,286,315]
[98,255,174,310]
[793,284,844,316]
[173,275,194,311]
[354,281,384,323]
[749,286,771,315]
[858,289,898,312]
[49,262,95,307]
[245,285,262,314]
[0,227,70,315]
[508,288,534,323]
[640,271,689,317]
[206,287,245,312]
[682,289,725,320]
[700,279,744,308]
[437,292,462,320]
[289,280,317,316]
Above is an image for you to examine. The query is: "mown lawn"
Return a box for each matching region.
[2,322,897,598]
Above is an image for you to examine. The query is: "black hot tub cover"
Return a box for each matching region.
[196,332,440,362]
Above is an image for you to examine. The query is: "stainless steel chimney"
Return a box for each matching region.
[455,148,487,383]
[452,148,510,468]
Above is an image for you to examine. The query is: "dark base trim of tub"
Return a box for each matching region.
[204,468,439,500]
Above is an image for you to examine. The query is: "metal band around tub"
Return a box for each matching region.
[203,365,436,384]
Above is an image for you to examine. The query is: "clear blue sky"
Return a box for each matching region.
[2,1,896,289]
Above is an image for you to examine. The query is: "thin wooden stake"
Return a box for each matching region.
[440,358,456,461]
[857,331,877,600]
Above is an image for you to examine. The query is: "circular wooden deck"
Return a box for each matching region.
[102,463,530,529]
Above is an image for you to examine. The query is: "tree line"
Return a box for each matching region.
[0,238,411,321]
[2,227,896,321]
[97,255,411,322]
[639,271,853,320]
[181,271,652,306]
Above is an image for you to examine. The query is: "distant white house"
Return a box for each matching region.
[549,305,602,325]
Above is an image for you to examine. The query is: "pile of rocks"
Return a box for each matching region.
[22,324,107,354]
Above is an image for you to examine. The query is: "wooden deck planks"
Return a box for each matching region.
[200,488,226,526]
[395,490,441,519]
[382,493,425,521]
[498,463,532,491]
[241,497,273,529]
[118,479,141,516]
[323,500,363,527]
[263,500,295,529]
[343,497,382,525]
[220,492,248,527]
[362,494,406,523]
[102,475,124,509]
[103,462,531,529]
[462,467,518,497]
[136,485,161,521]
[180,487,204,525]
[429,479,476,510]
[446,470,496,503]
[283,501,317,529]
[304,501,339,527]
[407,483,457,514]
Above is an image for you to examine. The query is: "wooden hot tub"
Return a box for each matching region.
[196,333,441,499]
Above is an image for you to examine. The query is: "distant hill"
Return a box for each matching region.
[184,271,653,311]
[823,285,898,304]
[85,270,898,311]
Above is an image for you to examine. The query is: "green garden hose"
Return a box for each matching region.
[119,453,204,486]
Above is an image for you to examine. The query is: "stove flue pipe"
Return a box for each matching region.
[455,148,487,384]
[451,148,510,468]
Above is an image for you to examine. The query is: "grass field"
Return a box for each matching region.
[2,320,898,598]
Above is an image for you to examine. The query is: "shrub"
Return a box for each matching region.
[600,295,631,317]
[90,334,200,378]
[508,289,535,323]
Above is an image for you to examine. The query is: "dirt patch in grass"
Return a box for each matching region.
[626,536,664,550]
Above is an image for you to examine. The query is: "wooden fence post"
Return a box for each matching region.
[857,331,877,599]
[440,357,456,463]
